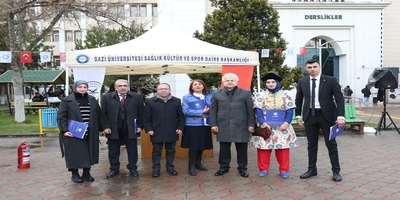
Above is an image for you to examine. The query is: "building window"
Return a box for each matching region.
[109,6,117,16]
[131,5,138,17]
[65,31,73,42]
[44,34,51,42]
[153,4,158,17]
[305,40,315,48]
[28,7,36,17]
[53,31,59,42]
[118,6,125,18]
[74,31,81,42]
[53,56,60,67]
[96,4,105,16]
[139,5,146,17]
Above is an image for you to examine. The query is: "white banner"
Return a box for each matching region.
[286,48,294,57]
[40,52,51,63]
[261,49,269,58]
[72,67,106,99]
[0,51,12,63]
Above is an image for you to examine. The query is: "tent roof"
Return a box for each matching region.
[66,23,259,75]
[0,70,73,84]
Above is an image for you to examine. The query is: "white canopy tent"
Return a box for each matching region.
[66,22,260,88]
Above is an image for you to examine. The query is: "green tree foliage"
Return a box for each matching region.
[75,21,158,97]
[190,0,303,90]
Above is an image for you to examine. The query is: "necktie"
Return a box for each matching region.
[311,78,316,116]
[121,95,125,105]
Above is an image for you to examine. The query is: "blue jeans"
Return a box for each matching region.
[363,97,370,103]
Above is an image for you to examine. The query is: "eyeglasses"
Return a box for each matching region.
[116,85,128,88]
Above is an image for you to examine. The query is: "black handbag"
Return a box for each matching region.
[252,126,272,140]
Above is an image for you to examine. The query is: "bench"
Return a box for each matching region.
[345,104,365,134]
[9,102,50,114]
[291,105,365,135]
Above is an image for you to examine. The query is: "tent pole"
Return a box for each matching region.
[256,65,260,92]
[65,67,69,96]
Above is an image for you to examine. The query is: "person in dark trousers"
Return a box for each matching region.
[209,73,255,178]
[295,59,345,182]
[57,80,102,183]
[143,83,185,178]
[343,85,353,103]
[361,85,372,105]
[181,79,213,176]
[101,79,144,178]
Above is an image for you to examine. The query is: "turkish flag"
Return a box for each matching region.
[60,52,66,62]
[300,46,307,56]
[274,48,282,57]
[221,66,254,90]
[20,51,32,63]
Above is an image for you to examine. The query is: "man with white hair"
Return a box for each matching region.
[210,73,255,178]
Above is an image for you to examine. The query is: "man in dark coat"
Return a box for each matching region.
[57,80,101,183]
[142,83,185,178]
[101,79,144,178]
[209,73,255,178]
[295,59,345,182]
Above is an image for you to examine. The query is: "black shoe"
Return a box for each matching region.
[300,170,317,179]
[215,169,229,176]
[82,173,95,181]
[195,163,208,171]
[188,164,196,176]
[130,169,139,177]
[106,170,119,178]
[239,170,249,178]
[167,169,178,176]
[152,170,160,177]
[71,174,84,183]
[332,172,342,182]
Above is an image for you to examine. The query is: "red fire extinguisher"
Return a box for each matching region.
[17,139,30,169]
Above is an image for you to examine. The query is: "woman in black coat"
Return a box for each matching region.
[57,80,102,183]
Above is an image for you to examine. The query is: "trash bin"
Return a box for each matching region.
[40,108,58,134]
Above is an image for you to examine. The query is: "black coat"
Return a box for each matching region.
[57,93,101,169]
[209,87,255,143]
[143,96,185,143]
[101,91,143,139]
[295,75,344,124]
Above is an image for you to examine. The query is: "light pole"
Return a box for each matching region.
[318,39,350,67]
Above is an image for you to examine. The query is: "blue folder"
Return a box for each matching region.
[329,124,344,140]
[188,100,209,126]
[68,120,88,139]
[265,110,285,125]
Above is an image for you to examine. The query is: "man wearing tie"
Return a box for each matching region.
[295,59,345,182]
[102,79,144,178]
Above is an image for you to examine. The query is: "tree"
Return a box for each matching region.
[190,0,303,91]
[75,21,159,98]
[3,0,130,122]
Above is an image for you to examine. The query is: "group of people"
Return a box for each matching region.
[343,84,379,105]
[57,58,345,184]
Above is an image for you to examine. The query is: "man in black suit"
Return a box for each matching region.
[295,59,345,182]
[101,79,143,178]
[142,83,185,178]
